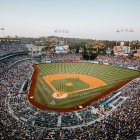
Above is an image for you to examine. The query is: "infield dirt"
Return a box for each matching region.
[43,74,107,90]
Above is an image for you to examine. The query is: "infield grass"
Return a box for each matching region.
[51,78,89,92]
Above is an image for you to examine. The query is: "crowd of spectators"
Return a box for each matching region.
[0,54,30,74]
[0,43,140,139]
[96,55,140,69]
[0,59,39,139]
[61,112,83,127]
[42,53,82,62]
[0,42,29,56]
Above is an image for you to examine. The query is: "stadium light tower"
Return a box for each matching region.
[128,28,134,46]
[62,29,69,45]
[0,26,5,38]
[54,29,62,44]
[116,28,134,46]
[54,29,58,44]
[65,30,69,45]
[54,29,69,45]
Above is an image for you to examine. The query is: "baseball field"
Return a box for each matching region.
[28,62,140,112]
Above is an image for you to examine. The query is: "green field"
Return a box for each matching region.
[33,63,140,108]
[51,78,89,92]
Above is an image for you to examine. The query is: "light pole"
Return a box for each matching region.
[54,29,58,44]
[116,28,134,46]
[0,26,5,38]
[54,29,69,45]
[116,28,134,55]
[54,29,61,44]
[65,30,69,45]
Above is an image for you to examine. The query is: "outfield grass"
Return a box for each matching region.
[33,63,140,108]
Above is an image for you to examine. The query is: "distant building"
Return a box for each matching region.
[114,42,130,56]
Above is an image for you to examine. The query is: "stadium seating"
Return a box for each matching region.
[0,42,140,139]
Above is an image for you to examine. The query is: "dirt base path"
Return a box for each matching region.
[43,74,107,99]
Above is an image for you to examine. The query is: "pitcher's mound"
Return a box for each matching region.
[65,82,73,87]
[52,92,68,99]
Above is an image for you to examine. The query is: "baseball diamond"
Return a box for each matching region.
[43,74,107,94]
[28,62,140,112]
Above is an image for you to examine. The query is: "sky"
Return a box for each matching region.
[0,0,140,40]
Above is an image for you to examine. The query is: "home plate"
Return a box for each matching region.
[52,92,68,99]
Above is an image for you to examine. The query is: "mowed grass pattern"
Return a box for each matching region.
[33,63,140,108]
[51,78,89,92]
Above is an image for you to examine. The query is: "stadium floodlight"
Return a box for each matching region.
[65,30,69,45]
[116,28,134,33]
[0,26,5,37]
[63,29,65,33]
[66,30,69,33]
[116,29,120,33]
[1,26,4,30]
[54,29,69,45]
[129,28,134,32]
[116,28,134,47]
[54,30,58,33]
[58,29,61,33]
